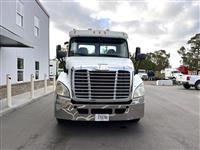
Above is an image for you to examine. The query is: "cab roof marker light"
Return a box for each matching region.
[68,29,128,39]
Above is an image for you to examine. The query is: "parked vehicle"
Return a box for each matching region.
[177,74,200,90]
[54,29,146,123]
[138,69,148,80]
[164,68,182,80]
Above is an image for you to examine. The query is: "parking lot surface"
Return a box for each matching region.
[1,85,199,150]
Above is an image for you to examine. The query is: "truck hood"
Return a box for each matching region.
[65,57,134,71]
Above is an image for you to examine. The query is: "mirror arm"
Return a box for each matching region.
[62,61,68,73]
[135,60,142,74]
[58,58,68,74]
[56,44,68,74]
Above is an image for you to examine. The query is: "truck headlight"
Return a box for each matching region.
[56,82,70,98]
[133,83,145,98]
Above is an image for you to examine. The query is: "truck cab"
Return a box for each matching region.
[55,29,145,122]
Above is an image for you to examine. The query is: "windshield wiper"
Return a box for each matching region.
[76,53,88,56]
[101,54,121,57]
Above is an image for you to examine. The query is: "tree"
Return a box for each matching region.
[131,50,170,71]
[178,33,200,71]
[177,46,187,64]
[151,50,170,71]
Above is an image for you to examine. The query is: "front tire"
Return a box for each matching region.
[56,118,65,124]
[183,83,190,89]
[129,118,140,123]
[195,80,200,90]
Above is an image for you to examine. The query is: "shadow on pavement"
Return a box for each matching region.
[54,120,145,137]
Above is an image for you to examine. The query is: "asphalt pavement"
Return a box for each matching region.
[1,85,199,150]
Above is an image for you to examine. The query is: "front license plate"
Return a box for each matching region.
[95,114,109,121]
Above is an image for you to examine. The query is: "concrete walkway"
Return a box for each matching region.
[0,86,54,116]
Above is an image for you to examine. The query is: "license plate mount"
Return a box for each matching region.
[95,114,109,121]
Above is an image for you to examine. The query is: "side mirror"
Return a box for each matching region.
[56,45,67,59]
[56,45,61,51]
[135,47,141,60]
[57,51,67,59]
[135,47,146,61]
[134,47,146,74]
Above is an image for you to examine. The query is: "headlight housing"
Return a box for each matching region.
[56,82,70,98]
[133,83,145,98]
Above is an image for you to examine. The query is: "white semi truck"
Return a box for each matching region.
[54,29,146,123]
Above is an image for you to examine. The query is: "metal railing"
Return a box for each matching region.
[5,74,56,108]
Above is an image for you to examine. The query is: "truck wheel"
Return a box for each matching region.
[129,118,140,123]
[183,83,190,89]
[195,80,200,90]
[56,118,65,124]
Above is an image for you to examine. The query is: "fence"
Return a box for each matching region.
[5,74,56,108]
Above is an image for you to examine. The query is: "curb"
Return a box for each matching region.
[0,91,54,117]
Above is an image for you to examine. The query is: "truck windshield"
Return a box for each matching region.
[69,37,129,58]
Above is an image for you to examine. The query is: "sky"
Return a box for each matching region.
[40,0,200,68]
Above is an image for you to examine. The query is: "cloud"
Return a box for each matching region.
[40,0,200,67]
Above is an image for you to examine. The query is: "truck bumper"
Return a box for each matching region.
[54,95,144,121]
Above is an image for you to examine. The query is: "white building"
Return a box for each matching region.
[0,0,49,86]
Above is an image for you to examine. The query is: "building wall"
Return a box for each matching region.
[0,48,2,85]
[0,0,49,86]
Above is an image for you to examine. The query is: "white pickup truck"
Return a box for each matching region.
[177,74,200,90]
[54,29,146,123]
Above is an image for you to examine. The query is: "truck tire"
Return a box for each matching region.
[183,83,190,89]
[129,118,140,123]
[195,80,200,90]
[133,119,140,122]
[56,118,65,124]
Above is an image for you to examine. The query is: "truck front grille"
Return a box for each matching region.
[73,70,131,100]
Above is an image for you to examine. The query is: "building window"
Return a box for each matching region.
[35,61,39,80]
[34,16,40,37]
[17,58,24,82]
[16,0,24,27]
